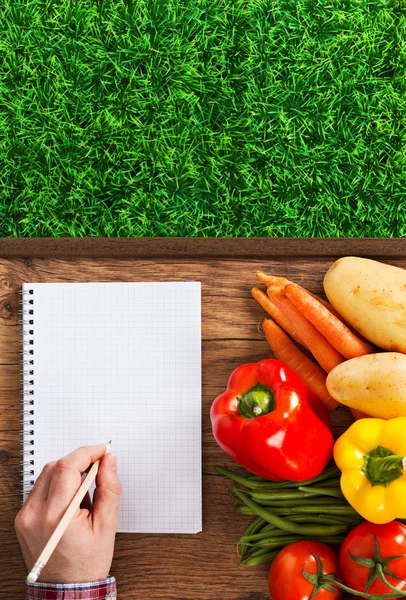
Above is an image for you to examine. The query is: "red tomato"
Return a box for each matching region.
[269,541,343,600]
[340,521,406,596]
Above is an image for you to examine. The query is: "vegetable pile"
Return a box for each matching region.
[210,256,406,599]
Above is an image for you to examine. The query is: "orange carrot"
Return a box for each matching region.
[256,272,341,317]
[285,283,374,359]
[351,408,370,420]
[263,319,338,411]
[256,272,291,287]
[251,288,308,349]
[313,296,341,318]
[267,287,344,373]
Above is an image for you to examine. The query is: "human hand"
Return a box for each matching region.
[15,444,122,583]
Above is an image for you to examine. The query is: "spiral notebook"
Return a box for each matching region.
[22,282,202,534]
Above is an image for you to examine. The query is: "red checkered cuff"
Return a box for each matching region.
[25,577,117,599]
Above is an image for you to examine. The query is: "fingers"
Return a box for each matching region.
[92,453,122,533]
[46,444,107,519]
[26,461,56,506]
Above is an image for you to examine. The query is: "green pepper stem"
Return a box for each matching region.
[237,383,275,419]
[363,446,406,487]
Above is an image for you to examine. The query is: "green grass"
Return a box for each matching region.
[0,0,405,237]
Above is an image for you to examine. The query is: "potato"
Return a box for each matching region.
[326,352,406,419]
[324,256,406,352]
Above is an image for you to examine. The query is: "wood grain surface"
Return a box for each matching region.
[0,237,406,259]
[0,240,405,599]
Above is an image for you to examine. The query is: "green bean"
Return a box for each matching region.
[284,514,353,524]
[310,513,361,525]
[237,506,255,515]
[249,490,317,501]
[214,466,282,490]
[268,470,340,490]
[239,516,265,559]
[236,503,359,524]
[250,496,349,508]
[241,528,296,543]
[270,506,357,516]
[252,481,304,489]
[240,535,346,565]
[248,545,279,559]
[299,486,345,499]
[239,523,276,544]
[240,517,351,543]
[286,515,354,526]
[243,516,266,536]
[234,489,348,536]
[255,465,342,489]
[252,535,309,550]
[255,522,275,533]
[239,550,279,567]
[256,535,346,548]
[316,477,342,488]
[296,465,341,485]
[215,464,341,491]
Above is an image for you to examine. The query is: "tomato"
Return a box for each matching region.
[269,541,343,600]
[340,521,406,596]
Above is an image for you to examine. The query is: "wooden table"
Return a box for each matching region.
[1,238,405,599]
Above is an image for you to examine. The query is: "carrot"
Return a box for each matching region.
[312,296,341,318]
[256,272,291,287]
[350,408,370,420]
[256,272,341,317]
[285,283,374,359]
[267,287,344,373]
[262,319,338,411]
[251,288,308,349]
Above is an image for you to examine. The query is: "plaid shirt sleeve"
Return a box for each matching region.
[25,577,117,599]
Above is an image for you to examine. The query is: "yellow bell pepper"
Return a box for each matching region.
[334,417,406,524]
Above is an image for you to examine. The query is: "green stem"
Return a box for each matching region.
[363,446,406,487]
[302,550,406,600]
[325,578,406,599]
[376,564,406,596]
[237,383,275,419]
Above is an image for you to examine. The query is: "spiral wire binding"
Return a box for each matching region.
[21,287,35,502]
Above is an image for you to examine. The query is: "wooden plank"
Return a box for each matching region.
[1,246,406,598]
[0,237,406,259]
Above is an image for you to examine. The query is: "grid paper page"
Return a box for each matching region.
[22,282,201,534]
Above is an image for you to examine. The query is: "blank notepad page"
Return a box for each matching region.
[22,282,201,534]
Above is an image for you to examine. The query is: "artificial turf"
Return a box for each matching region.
[0,0,405,237]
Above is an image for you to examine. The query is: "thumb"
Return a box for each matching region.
[92,453,122,533]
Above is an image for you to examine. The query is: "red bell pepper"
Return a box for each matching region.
[210,359,334,481]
